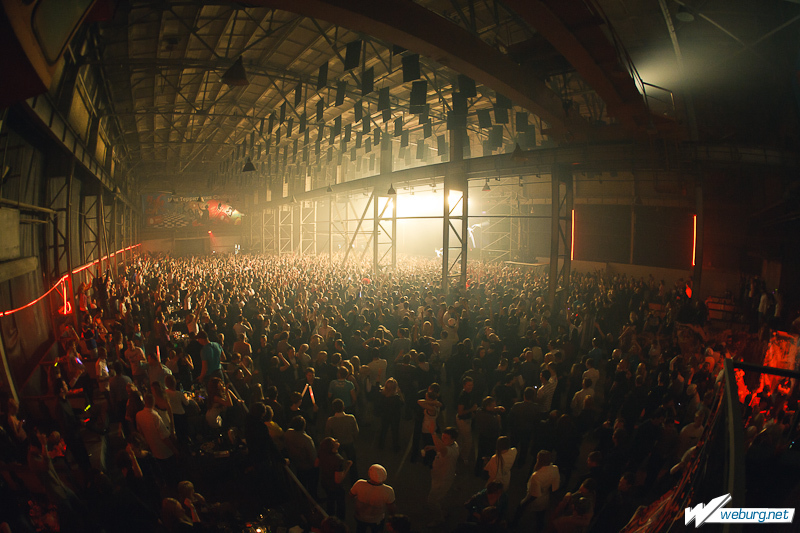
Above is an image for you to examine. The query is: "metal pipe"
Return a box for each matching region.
[0,198,57,215]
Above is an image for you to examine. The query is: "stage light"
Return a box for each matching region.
[208,230,212,234]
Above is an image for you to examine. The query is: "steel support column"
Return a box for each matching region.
[80,192,101,287]
[480,188,522,262]
[279,205,294,254]
[45,161,78,326]
[264,208,277,254]
[328,198,333,260]
[342,192,375,267]
[45,165,73,285]
[371,191,396,277]
[300,200,317,255]
[442,129,467,293]
[373,131,395,277]
[548,164,573,309]
[98,192,110,277]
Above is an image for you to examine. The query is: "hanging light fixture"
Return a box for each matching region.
[290,195,297,204]
[242,158,256,172]
[387,183,396,195]
[326,184,333,193]
[197,196,204,203]
[482,178,491,192]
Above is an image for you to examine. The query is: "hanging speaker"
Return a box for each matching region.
[294,83,302,107]
[437,135,447,156]
[477,109,492,129]
[516,112,528,132]
[362,67,374,96]
[344,40,362,71]
[316,99,325,122]
[452,92,467,115]
[494,106,509,124]
[378,87,390,111]
[317,62,328,90]
[336,81,346,106]
[495,93,512,109]
[402,54,420,82]
[410,80,427,106]
[458,75,476,98]
[333,116,341,138]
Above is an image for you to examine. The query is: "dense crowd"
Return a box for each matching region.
[0,252,796,533]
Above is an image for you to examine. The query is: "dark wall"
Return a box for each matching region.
[574,205,630,264]
[633,206,694,270]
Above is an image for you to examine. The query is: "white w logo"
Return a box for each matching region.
[685,494,732,527]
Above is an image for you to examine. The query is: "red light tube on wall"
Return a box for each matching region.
[692,214,697,267]
[0,244,141,318]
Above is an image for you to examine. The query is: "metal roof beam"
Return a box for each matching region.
[253,0,585,140]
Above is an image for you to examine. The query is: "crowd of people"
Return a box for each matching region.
[0,251,796,533]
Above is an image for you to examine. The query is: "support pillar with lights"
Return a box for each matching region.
[548,164,573,310]
[442,129,468,294]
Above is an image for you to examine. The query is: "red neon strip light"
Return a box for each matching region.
[571,209,575,261]
[72,244,140,274]
[0,274,69,318]
[0,244,141,318]
[692,214,697,267]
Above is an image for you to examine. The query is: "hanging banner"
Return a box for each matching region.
[142,194,243,228]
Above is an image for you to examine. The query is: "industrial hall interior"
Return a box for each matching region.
[1,1,799,532]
